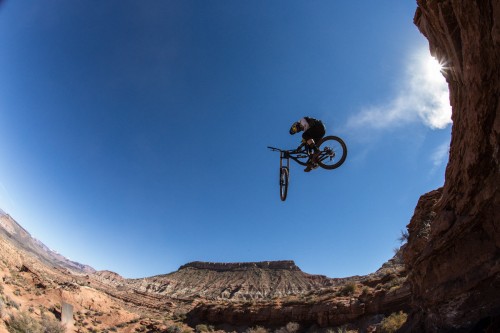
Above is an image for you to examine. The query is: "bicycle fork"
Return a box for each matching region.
[280,151,290,173]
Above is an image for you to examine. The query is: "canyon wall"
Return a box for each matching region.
[402,0,500,332]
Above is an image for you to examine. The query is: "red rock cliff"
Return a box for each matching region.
[402,0,500,332]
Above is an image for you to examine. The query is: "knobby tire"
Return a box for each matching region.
[317,136,347,170]
[280,167,289,201]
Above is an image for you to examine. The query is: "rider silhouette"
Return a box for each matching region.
[289,117,326,172]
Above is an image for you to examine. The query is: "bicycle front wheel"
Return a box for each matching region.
[316,136,347,170]
[279,167,289,201]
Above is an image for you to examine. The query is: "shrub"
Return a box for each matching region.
[173,310,188,321]
[41,313,66,333]
[8,312,66,333]
[385,276,407,291]
[334,327,358,333]
[246,326,268,333]
[276,322,300,333]
[7,312,42,333]
[398,230,409,244]
[339,283,356,296]
[167,325,183,333]
[196,324,210,332]
[285,322,299,333]
[6,296,20,310]
[379,311,408,333]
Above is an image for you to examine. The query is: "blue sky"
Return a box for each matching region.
[0,1,451,279]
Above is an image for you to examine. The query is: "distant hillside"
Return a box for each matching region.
[123,260,336,301]
[0,209,95,274]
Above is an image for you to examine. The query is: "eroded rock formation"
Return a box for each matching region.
[179,261,301,272]
[402,0,500,332]
[180,259,410,329]
[125,260,335,301]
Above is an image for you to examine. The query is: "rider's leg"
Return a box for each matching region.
[303,139,320,172]
[306,138,319,155]
[303,125,324,155]
[302,125,325,172]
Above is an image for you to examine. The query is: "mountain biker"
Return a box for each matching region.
[289,117,326,172]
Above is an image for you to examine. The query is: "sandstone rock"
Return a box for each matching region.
[126,260,335,301]
[402,1,500,332]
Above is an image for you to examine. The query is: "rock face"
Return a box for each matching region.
[402,1,500,332]
[126,260,335,301]
[185,263,411,329]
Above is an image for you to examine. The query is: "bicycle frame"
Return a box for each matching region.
[267,144,310,167]
[280,150,290,170]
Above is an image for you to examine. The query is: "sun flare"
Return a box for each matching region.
[424,56,446,83]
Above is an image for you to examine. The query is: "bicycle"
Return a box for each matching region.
[268,135,347,201]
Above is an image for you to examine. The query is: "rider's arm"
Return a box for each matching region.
[299,118,310,132]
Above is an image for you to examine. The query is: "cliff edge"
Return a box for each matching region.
[402,1,500,332]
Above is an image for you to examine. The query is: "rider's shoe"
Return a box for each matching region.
[304,162,319,172]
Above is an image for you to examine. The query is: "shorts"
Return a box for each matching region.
[302,121,325,144]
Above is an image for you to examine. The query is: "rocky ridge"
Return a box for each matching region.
[124,260,335,301]
[178,261,302,272]
[0,210,95,275]
[184,260,410,329]
[0,232,181,333]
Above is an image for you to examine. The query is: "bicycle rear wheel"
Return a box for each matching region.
[316,136,347,170]
[279,167,289,201]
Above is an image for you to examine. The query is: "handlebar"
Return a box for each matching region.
[267,145,308,156]
[267,146,284,152]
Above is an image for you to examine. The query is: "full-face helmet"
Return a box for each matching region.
[289,122,302,135]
